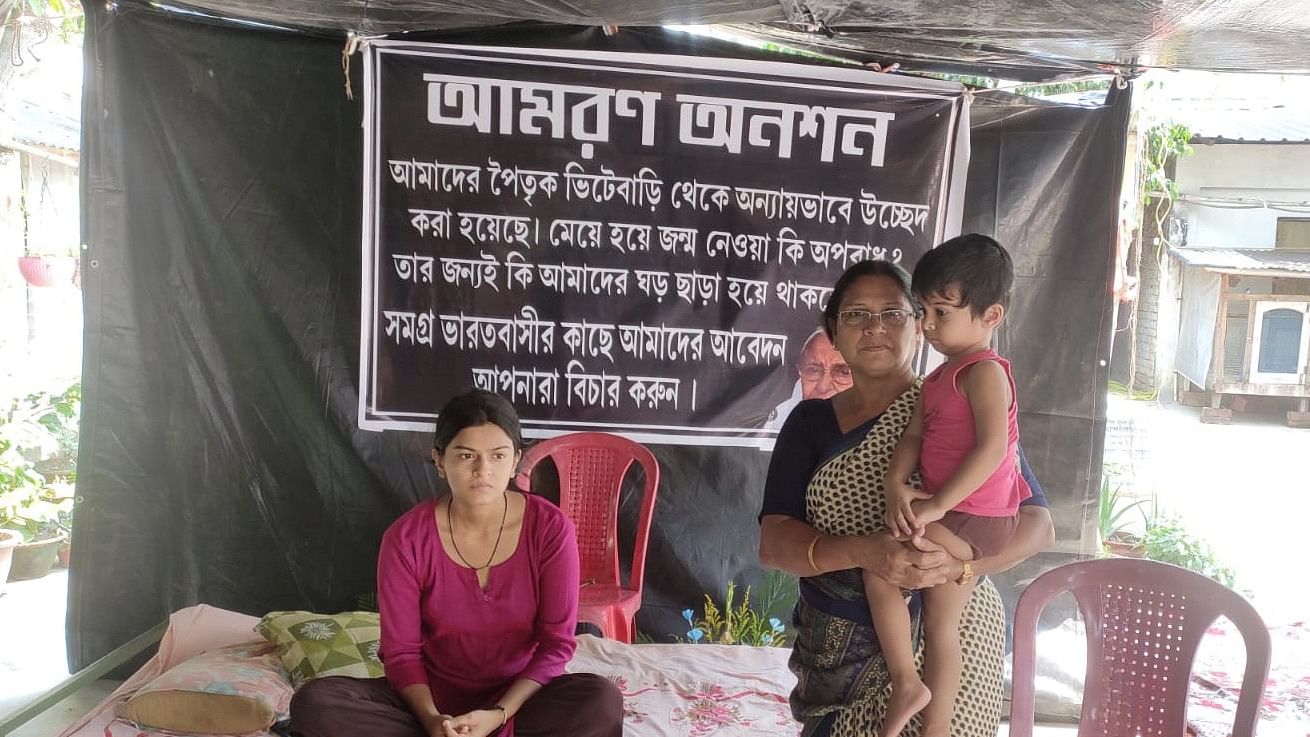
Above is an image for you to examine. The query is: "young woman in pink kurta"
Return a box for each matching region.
[288,390,622,737]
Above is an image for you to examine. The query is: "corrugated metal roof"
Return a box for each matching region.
[1188,107,1310,144]
[0,42,81,157]
[0,95,80,155]
[1174,247,1310,274]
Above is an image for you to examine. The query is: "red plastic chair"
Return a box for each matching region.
[1010,558,1270,737]
[514,432,659,643]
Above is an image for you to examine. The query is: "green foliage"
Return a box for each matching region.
[1142,512,1236,588]
[0,484,69,541]
[753,568,799,623]
[1097,467,1146,545]
[1144,123,1194,206]
[1106,380,1158,401]
[1141,121,1194,250]
[3,0,84,40]
[918,72,998,89]
[681,581,788,647]
[1013,79,1113,99]
[0,381,80,541]
[758,41,858,66]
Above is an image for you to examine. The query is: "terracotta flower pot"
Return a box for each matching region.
[0,530,20,589]
[1104,534,1146,558]
[7,534,65,581]
[16,255,78,288]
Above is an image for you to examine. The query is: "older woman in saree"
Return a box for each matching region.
[758,260,1055,737]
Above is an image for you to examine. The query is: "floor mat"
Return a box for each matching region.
[1188,619,1310,737]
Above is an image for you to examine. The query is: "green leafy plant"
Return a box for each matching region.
[1106,380,1159,402]
[1143,122,1194,216]
[681,581,787,647]
[1098,468,1147,553]
[1131,495,1236,586]
[0,380,80,541]
[753,568,799,623]
[0,482,71,541]
[1125,121,1194,396]
[1141,513,1236,588]
[2,0,84,44]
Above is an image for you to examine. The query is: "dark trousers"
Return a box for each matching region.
[285,673,624,737]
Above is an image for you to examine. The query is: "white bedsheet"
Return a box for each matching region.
[569,636,800,737]
[59,607,801,737]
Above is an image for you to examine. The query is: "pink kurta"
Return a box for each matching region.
[377,493,580,733]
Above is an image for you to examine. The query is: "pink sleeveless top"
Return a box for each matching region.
[919,348,1031,517]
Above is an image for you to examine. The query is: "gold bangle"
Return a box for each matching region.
[806,534,822,573]
[492,704,508,727]
[956,561,975,586]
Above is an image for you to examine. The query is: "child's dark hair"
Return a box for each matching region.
[432,389,523,455]
[911,234,1013,317]
[822,260,921,341]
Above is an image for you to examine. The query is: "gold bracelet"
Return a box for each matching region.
[492,704,508,727]
[956,561,975,586]
[806,534,822,573]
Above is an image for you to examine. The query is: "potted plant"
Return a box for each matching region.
[0,474,72,581]
[0,528,19,587]
[16,253,79,287]
[1098,469,1147,557]
[1141,510,1236,587]
[0,384,79,581]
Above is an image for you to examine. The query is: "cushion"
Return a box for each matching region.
[118,641,293,734]
[256,610,383,688]
[162,604,264,667]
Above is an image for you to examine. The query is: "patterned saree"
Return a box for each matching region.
[788,384,1007,737]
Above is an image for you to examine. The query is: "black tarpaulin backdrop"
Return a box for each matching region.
[71,2,1122,668]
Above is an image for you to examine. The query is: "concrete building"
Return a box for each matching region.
[1149,109,1310,425]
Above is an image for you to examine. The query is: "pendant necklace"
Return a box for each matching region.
[448,492,508,570]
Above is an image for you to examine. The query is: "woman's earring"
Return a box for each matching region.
[437,467,446,478]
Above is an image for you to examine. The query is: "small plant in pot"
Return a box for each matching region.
[1,384,79,581]
[0,475,72,581]
[16,254,78,288]
[1098,469,1147,557]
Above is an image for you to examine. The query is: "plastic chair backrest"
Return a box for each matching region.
[1010,558,1270,737]
[514,432,660,592]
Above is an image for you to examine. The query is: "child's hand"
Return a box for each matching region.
[884,476,930,538]
[909,498,946,529]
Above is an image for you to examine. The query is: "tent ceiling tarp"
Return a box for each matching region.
[156,0,1310,78]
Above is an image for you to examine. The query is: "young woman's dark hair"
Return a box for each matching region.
[822,260,920,341]
[431,389,523,455]
[911,233,1013,316]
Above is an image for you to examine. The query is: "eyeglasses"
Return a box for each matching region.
[836,308,914,329]
[799,363,853,382]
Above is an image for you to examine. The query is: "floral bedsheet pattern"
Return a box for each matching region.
[568,635,801,737]
[1188,619,1310,737]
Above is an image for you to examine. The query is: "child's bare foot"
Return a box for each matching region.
[880,679,931,737]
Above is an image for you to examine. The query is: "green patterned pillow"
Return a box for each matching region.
[256,610,383,688]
